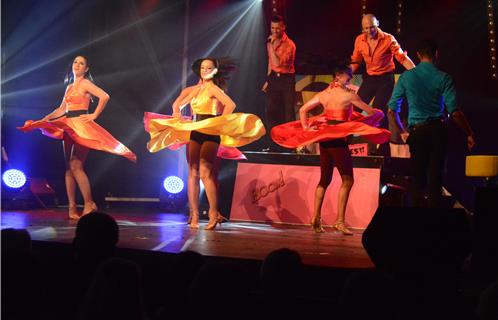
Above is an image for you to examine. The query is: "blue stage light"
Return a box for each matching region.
[163,176,184,194]
[2,169,27,189]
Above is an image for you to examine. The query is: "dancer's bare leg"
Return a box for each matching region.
[331,147,354,235]
[199,141,220,230]
[63,136,79,219]
[187,142,201,228]
[68,143,95,215]
[312,146,334,232]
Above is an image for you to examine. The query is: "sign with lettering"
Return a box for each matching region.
[349,143,368,157]
[230,163,380,228]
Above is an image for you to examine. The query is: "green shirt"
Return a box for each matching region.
[388,62,458,127]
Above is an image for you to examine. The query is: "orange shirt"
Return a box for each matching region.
[268,33,296,74]
[351,29,408,76]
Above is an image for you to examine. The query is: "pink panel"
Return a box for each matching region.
[230,163,380,229]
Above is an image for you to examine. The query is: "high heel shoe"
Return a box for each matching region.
[333,221,353,235]
[310,216,325,233]
[188,211,199,229]
[205,211,224,230]
[82,201,98,216]
[216,213,228,224]
[68,205,80,220]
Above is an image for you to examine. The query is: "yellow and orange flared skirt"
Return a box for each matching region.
[144,112,266,159]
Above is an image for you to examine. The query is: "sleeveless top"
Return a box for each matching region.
[65,80,90,112]
[190,83,222,116]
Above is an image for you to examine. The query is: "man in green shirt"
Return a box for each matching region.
[387,40,475,207]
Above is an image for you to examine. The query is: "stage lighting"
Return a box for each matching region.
[163,176,184,194]
[160,176,187,213]
[379,183,408,207]
[2,169,27,189]
[380,184,388,195]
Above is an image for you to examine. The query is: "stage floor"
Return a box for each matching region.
[0,207,373,269]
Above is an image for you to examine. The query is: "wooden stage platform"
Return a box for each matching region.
[0,207,373,269]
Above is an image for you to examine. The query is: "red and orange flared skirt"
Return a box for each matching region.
[271,108,391,148]
[18,111,137,162]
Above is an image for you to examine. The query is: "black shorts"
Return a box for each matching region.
[190,130,221,144]
[190,113,221,145]
[319,119,348,148]
[319,138,348,149]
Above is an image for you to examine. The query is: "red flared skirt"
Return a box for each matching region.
[271,109,391,149]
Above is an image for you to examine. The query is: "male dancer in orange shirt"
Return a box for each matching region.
[262,14,296,152]
[351,14,415,149]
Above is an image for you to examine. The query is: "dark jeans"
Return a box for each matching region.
[407,120,448,207]
[266,72,295,150]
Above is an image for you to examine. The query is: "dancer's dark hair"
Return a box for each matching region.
[65,55,94,85]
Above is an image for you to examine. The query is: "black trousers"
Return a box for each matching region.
[357,73,396,154]
[357,73,394,127]
[266,72,296,127]
[407,120,448,207]
[266,72,295,150]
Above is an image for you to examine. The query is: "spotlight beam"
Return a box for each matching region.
[127,1,168,90]
[151,0,259,114]
[2,2,182,85]
[203,0,258,56]
[3,1,82,66]
[2,65,153,100]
